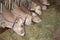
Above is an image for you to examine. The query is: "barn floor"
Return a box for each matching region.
[0,5,59,40]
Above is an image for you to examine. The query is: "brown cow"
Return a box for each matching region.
[11,3,32,25]
[1,5,25,36]
[11,2,41,24]
[32,0,50,10]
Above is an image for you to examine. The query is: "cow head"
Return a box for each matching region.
[13,16,25,36]
[31,2,42,16]
[1,16,25,36]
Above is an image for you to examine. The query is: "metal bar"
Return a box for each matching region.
[4,0,7,7]
[9,0,11,10]
[0,2,3,14]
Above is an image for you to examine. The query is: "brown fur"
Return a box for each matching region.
[2,5,15,23]
[0,27,8,34]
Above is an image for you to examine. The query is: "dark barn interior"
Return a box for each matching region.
[0,0,60,40]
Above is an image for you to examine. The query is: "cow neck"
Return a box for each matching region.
[2,5,15,23]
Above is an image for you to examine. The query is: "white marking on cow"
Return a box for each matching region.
[31,2,42,16]
[32,12,41,23]
[25,14,32,25]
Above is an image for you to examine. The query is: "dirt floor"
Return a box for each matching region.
[0,5,58,40]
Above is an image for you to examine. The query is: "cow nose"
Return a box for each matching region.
[20,32,25,36]
[20,29,25,36]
